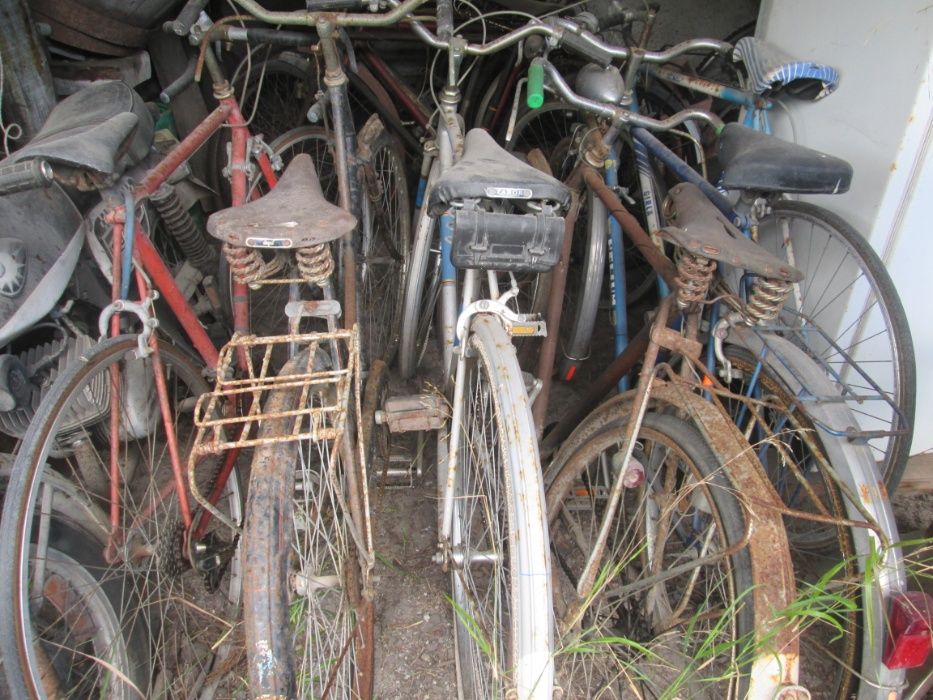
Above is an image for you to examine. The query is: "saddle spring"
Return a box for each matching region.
[746,276,791,324]
[223,243,269,286]
[296,244,334,286]
[675,251,716,308]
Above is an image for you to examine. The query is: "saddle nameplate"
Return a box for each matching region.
[484,186,532,199]
[245,237,293,249]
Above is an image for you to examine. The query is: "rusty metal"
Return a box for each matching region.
[547,380,801,690]
[578,165,679,288]
[676,349,893,546]
[541,315,654,455]
[296,244,335,285]
[223,243,269,286]
[746,276,792,324]
[650,325,702,360]
[133,102,234,198]
[674,251,715,309]
[533,188,580,435]
[573,297,673,597]
[136,269,194,530]
[191,328,356,453]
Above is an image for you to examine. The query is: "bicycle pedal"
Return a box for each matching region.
[376,394,447,434]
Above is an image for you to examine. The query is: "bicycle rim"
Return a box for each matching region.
[397,162,439,379]
[0,335,242,698]
[451,315,552,699]
[546,413,754,698]
[359,118,411,366]
[753,201,915,490]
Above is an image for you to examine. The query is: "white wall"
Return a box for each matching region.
[758,1,933,454]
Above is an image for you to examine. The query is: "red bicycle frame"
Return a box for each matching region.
[103,88,278,551]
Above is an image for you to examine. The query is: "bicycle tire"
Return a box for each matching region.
[450,314,553,699]
[242,350,373,698]
[358,116,411,366]
[0,335,243,699]
[752,200,915,492]
[559,186,607,380]
[397,161,440,379]
[545,412,755,698]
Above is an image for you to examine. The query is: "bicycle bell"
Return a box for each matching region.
[575,63,625,105]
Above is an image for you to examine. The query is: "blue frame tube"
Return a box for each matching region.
[605,143,629,392]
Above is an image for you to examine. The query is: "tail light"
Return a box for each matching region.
[883,591,933,670]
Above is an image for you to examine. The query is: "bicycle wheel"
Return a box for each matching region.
[719,344,859,700]
[450,314,553,699]
[242,350,373,698]
[559,186,607,380]
[753,200,915,491]
[397,161,440,379]
[0,335,243,698]
[358,116,411,366]
[545,412,754,698]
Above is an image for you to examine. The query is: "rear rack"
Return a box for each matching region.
[191,327,358,455]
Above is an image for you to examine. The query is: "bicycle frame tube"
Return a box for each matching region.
[318,19,362,331]
[604,142,629,391]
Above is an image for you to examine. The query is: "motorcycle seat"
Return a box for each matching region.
[428,128,571,214]
[717,124,852,195]
[207,154,356,248]
[11,81,153,179]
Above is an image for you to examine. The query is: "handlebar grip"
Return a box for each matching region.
[527,62,545,109]
[560,28,614,67]
[170,0,208,36]
[0,160,54,196]
[436,0,454,42]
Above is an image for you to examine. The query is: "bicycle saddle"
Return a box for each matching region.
[428,128,572,215]
[660,182,802,282]
[10,81,152,178]
[207,154,356,248]
[717,123,852,195]
[733,37,839,100]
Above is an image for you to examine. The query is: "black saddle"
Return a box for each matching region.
[428,129,571,214]
[11,81,153,179]
[207,154,356,248]
[660,182,802,282]
[717,124,852,195]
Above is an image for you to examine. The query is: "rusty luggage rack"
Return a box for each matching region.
[190,327,358,455]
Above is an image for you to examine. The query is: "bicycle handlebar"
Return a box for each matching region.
[535,58,724,133]
[226,0,731,64]
[0,160,54,196]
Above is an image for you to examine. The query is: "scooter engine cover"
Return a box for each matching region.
[0,183,85,347]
